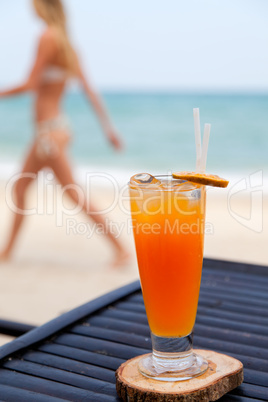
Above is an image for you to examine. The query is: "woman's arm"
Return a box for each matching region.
[0,83,30,98]
[0,31,57,98]
[77,61,123,151]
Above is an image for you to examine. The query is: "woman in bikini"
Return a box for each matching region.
[0,0,128,266]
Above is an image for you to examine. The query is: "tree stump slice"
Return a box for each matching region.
[115,349,243,402]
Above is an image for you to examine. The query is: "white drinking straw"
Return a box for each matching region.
[200,123,211,173]
[193,108,202,172]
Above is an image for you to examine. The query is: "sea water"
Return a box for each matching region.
[0,92,267,187]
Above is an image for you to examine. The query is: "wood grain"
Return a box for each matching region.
[116,349,243,402]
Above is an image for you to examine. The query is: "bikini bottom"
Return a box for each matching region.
[36,115,71,159]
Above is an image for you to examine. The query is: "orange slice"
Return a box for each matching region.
[172,171,229,188]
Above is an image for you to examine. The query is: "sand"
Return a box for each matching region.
[0,178,267,346]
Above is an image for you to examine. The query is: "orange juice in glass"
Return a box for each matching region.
[129,173,208,381]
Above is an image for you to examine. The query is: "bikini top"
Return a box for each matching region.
[41,65,70,83]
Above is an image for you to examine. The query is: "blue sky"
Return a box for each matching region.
[0,0,267,91]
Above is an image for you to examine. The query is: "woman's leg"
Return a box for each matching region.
[49,150,129,266]
[0,144,43,260]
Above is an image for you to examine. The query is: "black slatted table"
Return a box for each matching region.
[0,258,267,401]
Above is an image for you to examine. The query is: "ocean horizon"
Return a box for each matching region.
[0,91,267,189]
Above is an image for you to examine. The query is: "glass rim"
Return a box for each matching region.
[128,174,203,192]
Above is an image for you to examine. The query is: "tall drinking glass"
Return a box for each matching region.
[129,173,208,381]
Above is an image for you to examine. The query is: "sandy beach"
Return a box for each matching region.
[0,178,267,346]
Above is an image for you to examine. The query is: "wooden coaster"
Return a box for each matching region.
[116,349,243,402]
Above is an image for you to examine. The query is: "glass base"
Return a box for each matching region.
[139,352,208,381]
[138,333,208,381]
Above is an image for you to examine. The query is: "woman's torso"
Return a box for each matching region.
[34,31,73,123]
[35,79,66,122]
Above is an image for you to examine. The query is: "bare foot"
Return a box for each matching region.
[0,250,11,262]
[111,249,131,269]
